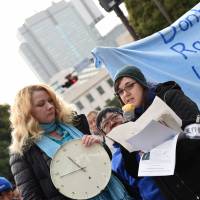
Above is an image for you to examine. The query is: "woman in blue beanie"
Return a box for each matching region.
[113,65,200,200]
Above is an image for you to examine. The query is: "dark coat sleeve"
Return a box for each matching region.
[10,153,45,200]
[74,114,91,135]
[158,88,200,163]
[176,137,200,170]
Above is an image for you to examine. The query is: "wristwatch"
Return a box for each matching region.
[50,139,111,199]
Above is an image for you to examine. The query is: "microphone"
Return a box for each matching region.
[122,103,135,122]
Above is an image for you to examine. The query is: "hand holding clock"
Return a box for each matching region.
[82,135,101,147]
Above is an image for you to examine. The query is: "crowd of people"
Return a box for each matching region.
[1,65,199,200]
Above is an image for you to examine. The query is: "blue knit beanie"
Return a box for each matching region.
[0,177,13,192]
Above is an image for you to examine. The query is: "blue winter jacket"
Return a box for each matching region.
[112,143,166,200]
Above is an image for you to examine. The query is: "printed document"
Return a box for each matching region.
[138,134,179,176]
[107,96,182,152]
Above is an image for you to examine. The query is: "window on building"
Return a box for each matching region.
[96,86,105,95]
[75,101,84,110]
[86,93,94,102]
[107,78,114,87]
[95,106,101,111]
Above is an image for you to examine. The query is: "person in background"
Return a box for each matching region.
[113,65,200,200]
[96,107,124,135]
[87,110,99,135]
[96,107,165,200]
[96,107,123,153]
[9,84,133,200]
[87,109,118,153]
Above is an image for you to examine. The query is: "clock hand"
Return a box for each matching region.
[67,156,86,172]
[60,167,86,177]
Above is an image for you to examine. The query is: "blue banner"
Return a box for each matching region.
[92,3,200,107]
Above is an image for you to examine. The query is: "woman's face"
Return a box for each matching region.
[117,77,145,108]
[31,90,56,123]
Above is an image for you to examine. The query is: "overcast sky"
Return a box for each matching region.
[0,0,126,105]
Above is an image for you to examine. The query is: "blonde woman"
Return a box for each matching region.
[9,84,133,200]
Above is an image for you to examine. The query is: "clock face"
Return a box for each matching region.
[50,139,112,199]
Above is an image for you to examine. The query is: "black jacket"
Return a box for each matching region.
[10,114,91,200]
[121,81,200,200]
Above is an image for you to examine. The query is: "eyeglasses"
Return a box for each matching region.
[100,113,123,133]
[115,81,137,96]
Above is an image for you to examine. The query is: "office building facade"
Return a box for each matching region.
[18,0,130,113]
[18,0,124,82]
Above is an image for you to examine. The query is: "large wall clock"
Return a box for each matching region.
[50,139,111,199]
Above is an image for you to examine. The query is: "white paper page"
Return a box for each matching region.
[126,120,179,152]
[107,96,182,152]
[138,134,179,176]
[132,96,182,133]
[106,121,136,151]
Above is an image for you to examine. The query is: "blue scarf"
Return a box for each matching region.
[36,121,83,158]
[36,121,133,200]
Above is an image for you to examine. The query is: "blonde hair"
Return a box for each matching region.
[9,84,75,155]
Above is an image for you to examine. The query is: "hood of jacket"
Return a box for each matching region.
[155,81,183,100]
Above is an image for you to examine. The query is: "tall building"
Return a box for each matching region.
[18,0,131,113]
[18,0,125,82]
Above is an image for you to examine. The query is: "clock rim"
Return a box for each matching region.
[50,138,112,199]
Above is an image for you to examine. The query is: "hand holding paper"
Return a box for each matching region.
[107,96,182,152]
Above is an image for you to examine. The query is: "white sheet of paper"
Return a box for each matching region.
[107,96,182,152]
[126,120,179,152]
[126,96,182,134]
[138,134,179,176]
